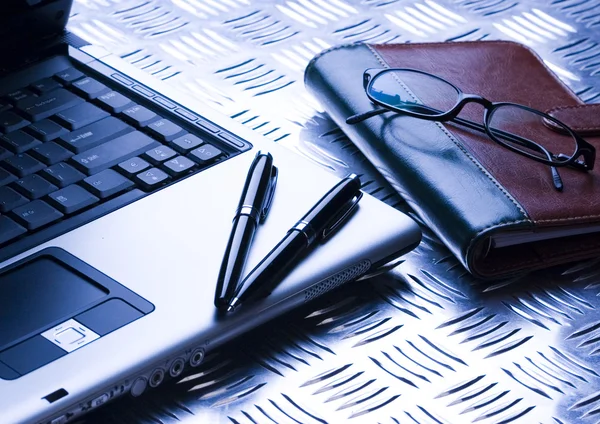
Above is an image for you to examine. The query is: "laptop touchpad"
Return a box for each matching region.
[0,258,107,349]
[0,248,154,380]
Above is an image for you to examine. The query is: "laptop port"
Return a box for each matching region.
[169,358,185,378]
[189,348,205,367]
[148,368,164,388]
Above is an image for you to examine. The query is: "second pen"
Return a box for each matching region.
[214,151,278,310]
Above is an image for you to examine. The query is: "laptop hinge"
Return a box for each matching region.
[0,30,89,78]
[0,0,75,74]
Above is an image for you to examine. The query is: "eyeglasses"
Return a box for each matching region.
[347,68,596,191]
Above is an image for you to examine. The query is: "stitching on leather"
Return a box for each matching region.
[373,40,582,104]
[304,42,362,86]
[537,215,600,222]
[365,44,530,222]
[547,104,600,112]
[547,104,600,130]
[564,126,600,130]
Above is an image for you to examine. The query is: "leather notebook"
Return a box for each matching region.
[304,41,600,279]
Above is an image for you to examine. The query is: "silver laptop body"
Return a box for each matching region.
[0,2,421,423]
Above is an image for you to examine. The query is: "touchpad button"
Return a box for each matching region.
[0,336,66,376]
[57,328,85,345]
[0,361,20,381]
[41,319,99,353]
[76,299,143,336]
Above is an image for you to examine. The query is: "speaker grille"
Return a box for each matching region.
[303,260,371,302]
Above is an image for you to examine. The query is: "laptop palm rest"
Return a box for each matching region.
[0,247,153,380]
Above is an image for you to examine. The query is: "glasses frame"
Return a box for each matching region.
[360,68,596,172]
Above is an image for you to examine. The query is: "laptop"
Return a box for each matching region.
[0,1,421,423]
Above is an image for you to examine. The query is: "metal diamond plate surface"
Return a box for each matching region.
[71,0,600,423]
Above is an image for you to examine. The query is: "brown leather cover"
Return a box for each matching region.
[546,103,600,135]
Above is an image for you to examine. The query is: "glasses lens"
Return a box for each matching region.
[487,105,577,163]
[368,69,459,117]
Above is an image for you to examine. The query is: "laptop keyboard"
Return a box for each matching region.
[0,67,243,253]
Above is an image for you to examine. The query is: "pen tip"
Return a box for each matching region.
[227,297,239,312]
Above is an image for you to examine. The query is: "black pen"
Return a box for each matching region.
[227,173,363,312]
[214,151,278,310]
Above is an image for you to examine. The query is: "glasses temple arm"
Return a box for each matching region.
[443,114,564,191]
[346,108,389,124]
[350,104,557,156]
[444,114,564,191]
[349,104,564,191]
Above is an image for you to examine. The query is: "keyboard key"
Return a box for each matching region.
[0,147,11,162]
[0,186,28,212]
[54,103,109,131]
[0,111,30,133]
[11,200,63,230]
[16,88,83,122]
[71,131,159,175]
[144,145,176,164]
[117,156,150,177]
[153,96,176,109]
[72,77,108,100]
[48,185,99,214]
[0,167,16,186]
[96,91,133,113]
[111,73,134,86]
[134,168,169,190]
[120,105,157,127]
[0,100,12,113]
[132,85,154,97]
[0,131,41,153]
[162,156,195,177]
[196,119,219,133]
[174,108,197,121]
[58,116,132,154]
[146,119,183,142]
[4,88,34,104]
[0,147,10,162]
[54,68,84,85]
[83,169,134,199]
[188,144,222,164]
[42,162,85,188]
[3,154,44,177]
[27,119,68,141]
[30,142,72,165]
[0,216,26,244]
[29,78,61,94]
[218,132,245,149]
[14,174,57,199]
[172,133,204,153]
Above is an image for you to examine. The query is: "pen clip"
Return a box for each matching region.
[260,165,278,223]
[321,190,363,241]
